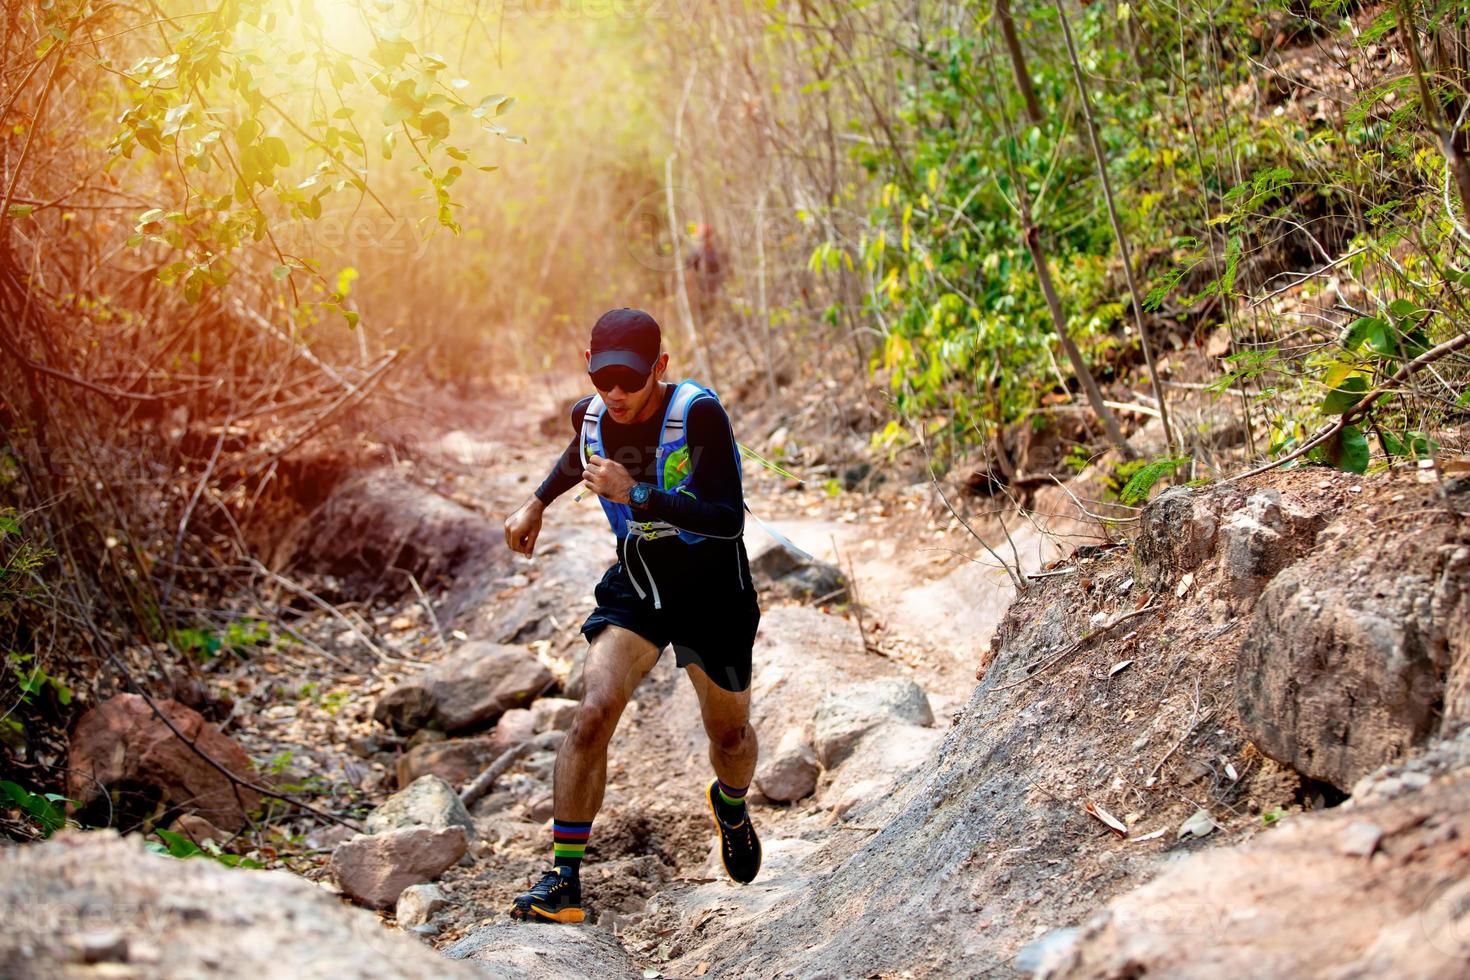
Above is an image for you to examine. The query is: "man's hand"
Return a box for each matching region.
[583,452,636,504]
[504,496,546,556]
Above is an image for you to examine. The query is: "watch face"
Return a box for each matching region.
[632,484,649,506]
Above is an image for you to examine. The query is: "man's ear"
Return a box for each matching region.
[653,351,669,379]
[584,349,592,369]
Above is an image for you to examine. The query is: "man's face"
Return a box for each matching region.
[585,350,669,423]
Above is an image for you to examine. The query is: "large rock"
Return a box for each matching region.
[813,678,934,769]
[0,829,481,978]
[366,774,476,842]
[374,642,554,735]
[331,826,468,910]
[395,709,537,788]
[755,728,820,803]
[65,693,261,831]
[443,922,644,978]
[749,544,848,603]
[1236,513,1468,790]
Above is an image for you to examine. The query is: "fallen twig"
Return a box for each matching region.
[461,730,565,808]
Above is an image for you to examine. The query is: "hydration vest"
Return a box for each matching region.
[579,379,746,608]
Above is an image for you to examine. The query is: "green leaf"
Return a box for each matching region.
[1343,316,1392,355]
[272,265,291,280]
[235,118,261,149]
[1321,374,1368,415]
[382,98,415,127]
[7,203,34,218]
[1335,425,1370,474]
[1379,430,1406,457]
[416,110,450,142]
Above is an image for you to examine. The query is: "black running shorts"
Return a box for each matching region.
[579,556,761,693]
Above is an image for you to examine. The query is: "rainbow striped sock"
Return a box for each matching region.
[552,818,592,875]
[713,778,748,822]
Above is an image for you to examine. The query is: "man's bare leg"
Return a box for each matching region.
[686,663,763,883]
[512,625,660,922]
[685,663,758,789]
[554,624,662,820]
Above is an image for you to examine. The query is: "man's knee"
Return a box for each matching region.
[706,719,753,754]
[567,694,624,749]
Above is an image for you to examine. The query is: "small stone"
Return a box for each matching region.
[396,883,450,929]
[755,728,820,803]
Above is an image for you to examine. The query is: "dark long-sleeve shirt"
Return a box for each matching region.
[535,383,753,596]
[534,385,745,539]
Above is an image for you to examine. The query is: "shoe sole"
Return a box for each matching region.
[705,781,760,885]
[510,904,584,924]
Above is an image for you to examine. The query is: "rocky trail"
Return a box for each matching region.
[5,384,1470,978]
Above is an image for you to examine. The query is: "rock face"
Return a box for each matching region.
[65,693,261,831]
[365,774,476,842]
[755,728,820,803]
[813,678,934,768]
[1046,736,1470,979]
[443,922,645,979]
[530,697,579,733]
[330,826,469,910]
[1236,509,1468,791]
[374,642,554,735]
[0,830,480,978]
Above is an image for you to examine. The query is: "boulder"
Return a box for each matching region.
[395,883,450,930]
[530,697,580,733]
[65,693,261,831]
[374,642,554,735]
[395,709,537,788]
[331,826,468,910]
[754,728,819,803]
[0,830,481,978]
[813,678,934,769]
[750,545,847,603]
[1236,517,1468,791]
[366,774,477,843]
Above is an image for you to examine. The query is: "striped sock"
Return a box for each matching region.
[552,819,592,875]
[713,778,748,822]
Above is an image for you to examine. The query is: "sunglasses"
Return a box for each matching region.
[590,365,650,393]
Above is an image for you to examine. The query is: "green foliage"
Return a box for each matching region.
[0,780,72,837]
[1117,456,1192,506]
[146,827,263,869]
[171,619,271,662]
[101,0,520,326]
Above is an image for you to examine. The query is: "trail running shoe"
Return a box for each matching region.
[510,867,584,923]
[706,779,762,884]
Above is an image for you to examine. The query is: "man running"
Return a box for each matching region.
[502,308,762,924]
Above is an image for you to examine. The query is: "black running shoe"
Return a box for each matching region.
[510,867,584,923]
[706,780,761,884]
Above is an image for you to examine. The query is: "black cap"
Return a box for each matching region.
[588,308,661,375]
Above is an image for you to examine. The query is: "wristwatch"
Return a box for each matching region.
[629,482,655,510]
